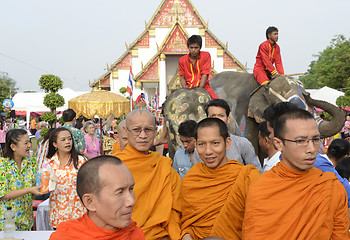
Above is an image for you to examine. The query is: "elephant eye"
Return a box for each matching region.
[288,96,307,110]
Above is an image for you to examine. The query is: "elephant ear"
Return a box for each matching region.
[163,88,211,159]
[248,84,273,123]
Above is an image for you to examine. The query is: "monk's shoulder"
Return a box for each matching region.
[247,167,277,191]
[157,154,173,167]
[227,160,260,177]
[241,164,261,178]
[50,217,85,239]
[309,167,340,183]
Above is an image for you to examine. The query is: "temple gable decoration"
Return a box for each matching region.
[116,53,132,70]
[161,21,189,54]
[223,53,239,69]
[149,0,204,27]
[205,32,220,48]
[136,32,150,48]
[135,57,159,82]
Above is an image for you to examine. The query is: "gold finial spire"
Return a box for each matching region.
[125,42,129,49]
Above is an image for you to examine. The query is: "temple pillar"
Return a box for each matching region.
[159,53,167,105]
[110,69,118,92]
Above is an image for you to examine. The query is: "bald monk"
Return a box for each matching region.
[181,118,260,240]
[243,108,350,239]
[115,109,182,239]
[112,120,128,154]
[50,155,145,240]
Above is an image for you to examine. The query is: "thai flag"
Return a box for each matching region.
[126,68,133,96]
[155,88,159,109]
[126,66,134,96]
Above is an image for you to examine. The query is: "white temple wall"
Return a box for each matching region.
[185,28,199,37]
[155,28,171,46]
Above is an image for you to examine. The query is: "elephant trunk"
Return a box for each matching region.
[304,92,345,137]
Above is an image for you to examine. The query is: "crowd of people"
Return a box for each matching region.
[1,29,350,239]
[1,99,350,239]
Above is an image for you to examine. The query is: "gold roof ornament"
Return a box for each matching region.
[135,81,142,88]
[68,90,130,119]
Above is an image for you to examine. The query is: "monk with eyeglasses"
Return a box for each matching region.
[243,108,349,239]
[115,109,181,240]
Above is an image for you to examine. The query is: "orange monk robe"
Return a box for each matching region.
[243,161,350,240]
[49,213,145,240]
[115,144,182,240]
[181,160,260,240]
[112,141,121,155]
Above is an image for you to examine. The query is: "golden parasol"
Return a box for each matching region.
[68,89,130,154]
[68,89,130,119]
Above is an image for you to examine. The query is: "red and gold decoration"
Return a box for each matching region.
[163,26,188,53]
[223,53,239,69]
[152,0,201,27]
[138,58,159,81]
[136,32,150,47]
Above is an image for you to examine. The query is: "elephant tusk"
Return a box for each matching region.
[268,87,288,102]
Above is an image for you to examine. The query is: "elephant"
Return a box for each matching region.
[163,71,345,159]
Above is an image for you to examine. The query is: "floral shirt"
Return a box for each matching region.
[41,153,86,227]
[62,123,86,153]
[0,156,37,231]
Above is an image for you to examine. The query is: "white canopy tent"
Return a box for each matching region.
[12,88,89,129]
[306,86,344,106]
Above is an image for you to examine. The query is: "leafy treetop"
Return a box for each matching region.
[39,74,63,93]
[300,35,350,90]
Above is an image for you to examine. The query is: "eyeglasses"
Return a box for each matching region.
[126,127,157,136]
[281,137,321,147]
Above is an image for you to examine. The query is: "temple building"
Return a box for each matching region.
[90,0,246,106]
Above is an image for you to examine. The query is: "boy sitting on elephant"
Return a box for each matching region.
[179,35,218,99]
[253,26,284,85]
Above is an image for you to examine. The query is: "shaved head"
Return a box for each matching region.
[126,109,156,128]
[77,155,123,204]
[117,120,126,135]
[117,120,128,151]
[125,109,157,154]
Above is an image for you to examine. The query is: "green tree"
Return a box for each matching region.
[119,87,127,94]
[0,72,18,113]
[39,74,65,127]
[336,90,350,108]
[300,35,350,89]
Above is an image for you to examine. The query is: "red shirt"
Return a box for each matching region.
[179,51,211,88]
[254,40,284,76]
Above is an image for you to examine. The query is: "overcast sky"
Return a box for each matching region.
[1,0,349,92]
